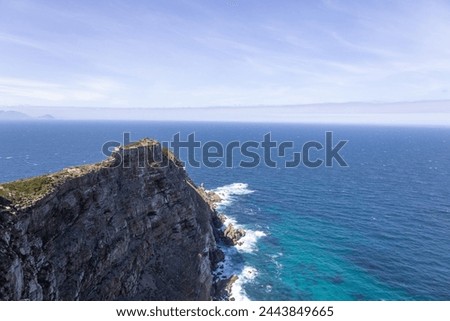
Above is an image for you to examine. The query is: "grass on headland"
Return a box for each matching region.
[0,175,54,205]
[0,139,180,207]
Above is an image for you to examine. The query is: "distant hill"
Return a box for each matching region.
[0,110,55,121]
[38,114,55,120]
[0,110,31,120]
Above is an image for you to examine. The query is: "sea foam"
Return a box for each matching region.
[212,183,254,208]
[211,183,265,301]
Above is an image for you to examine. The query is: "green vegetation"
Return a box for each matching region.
[0,175,54,204]
[0,138,175,207]
[0,165,104,207]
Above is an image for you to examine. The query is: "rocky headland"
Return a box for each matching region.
[0,139,243,301]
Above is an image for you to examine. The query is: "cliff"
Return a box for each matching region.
[0,139,223,300]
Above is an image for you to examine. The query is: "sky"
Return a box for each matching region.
[1,0,450,109]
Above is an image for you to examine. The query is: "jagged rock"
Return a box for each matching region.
[210,212,222,229]
[196,187,222,209]
[222,223,246,246]
[213,275,238,300]
[218,214,227,224]
[210,248,225,270]
[0,139,221,301]
[206,192,222,206]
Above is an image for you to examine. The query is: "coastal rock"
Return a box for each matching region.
[197,186,222,209]
[0,139,221,301]
[218,214,227,224]
[206,192,222,206]
[213,275,238,300]
[195,188,248,300]
[210,248,225,270]
[223,223,246,246]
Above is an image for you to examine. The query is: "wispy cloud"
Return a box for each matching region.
[0,0,450,107]
[0,77,122,104]
[0,32,49,51]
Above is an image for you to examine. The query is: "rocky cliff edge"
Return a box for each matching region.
[0,139,223,300]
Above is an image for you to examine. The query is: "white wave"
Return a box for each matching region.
[214,248,258,301]
[210,182,263,300]
[268,252,284,279]
[221,215,237,227]
[213,225,266,300]
[212,183,254,208]
[230,266,258,301]
[236,230,266,253]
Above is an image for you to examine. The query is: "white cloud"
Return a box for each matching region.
[1,1,450,108]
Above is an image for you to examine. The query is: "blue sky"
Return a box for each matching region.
[1,0,450,108]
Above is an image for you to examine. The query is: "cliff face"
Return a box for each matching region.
[0,139,220,300]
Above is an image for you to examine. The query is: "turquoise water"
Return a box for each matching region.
[1,121,449,300]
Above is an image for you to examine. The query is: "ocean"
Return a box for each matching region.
[1,121,449,300]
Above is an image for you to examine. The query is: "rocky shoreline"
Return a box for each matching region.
[199,187,247,301]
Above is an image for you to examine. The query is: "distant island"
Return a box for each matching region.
[37,114,55,120]
[1,100,450,125]
[0,110,55,121]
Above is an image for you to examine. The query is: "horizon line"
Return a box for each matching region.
[2,98,450,110]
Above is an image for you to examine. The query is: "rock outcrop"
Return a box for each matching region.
[0,139,224,301]
[222,224,246,246]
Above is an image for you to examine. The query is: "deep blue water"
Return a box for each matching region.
[1,121,449,300]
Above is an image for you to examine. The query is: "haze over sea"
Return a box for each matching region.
[1,121,449,300]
